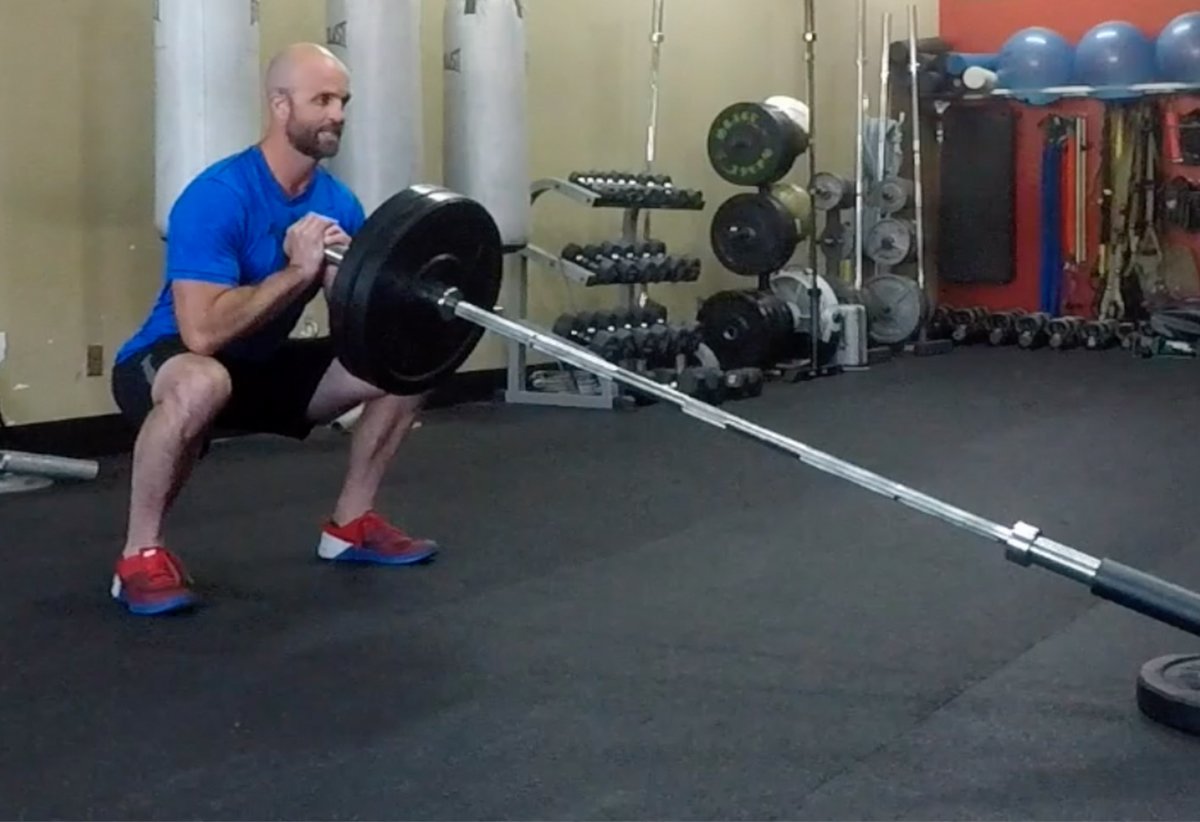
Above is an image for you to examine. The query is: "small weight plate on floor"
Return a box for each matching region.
[706,101,809,186]
[864,218,916,267]
[710,191,801,277]
[862,274,926,345]
[809,172,856,211]
[1137,654,1200,736]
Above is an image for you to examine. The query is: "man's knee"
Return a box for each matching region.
[152,354,232,426]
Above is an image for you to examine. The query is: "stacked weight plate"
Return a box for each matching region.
[706,97,814,279]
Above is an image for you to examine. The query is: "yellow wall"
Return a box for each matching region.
[0,0,935,426]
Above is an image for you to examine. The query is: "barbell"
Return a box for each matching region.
[324,183,1200,641]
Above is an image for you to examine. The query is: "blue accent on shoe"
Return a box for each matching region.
[323,545,439,566]
[117,591,199,616]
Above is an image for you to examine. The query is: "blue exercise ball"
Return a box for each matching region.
[996,27,1074,104]
[1158,12,1200,83]
[1075,20,1156,95]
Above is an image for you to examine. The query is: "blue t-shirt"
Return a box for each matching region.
[116,145,366,364]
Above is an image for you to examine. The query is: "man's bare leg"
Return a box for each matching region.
[123,355,232,555]
[306,359,424,526]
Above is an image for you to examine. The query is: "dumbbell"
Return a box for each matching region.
[1017,312,1052,349]
[723,368,765,400]
[645,324,673,361]
[592,328,640,362]
[1117,322,1139,350]
[1048,316,1085,350]
[987,310,1025,346]
[637,302,669,327]
[930,306,954,340]
[552,313,588,343]
[676,323,702,358]
[597,241,622,260]
[630,326,651,359]
[951,308,988,344]
[590,259,619,285]
[1134,331,1159,359]
[677,367,726,405]
[588,329,621,360]
[1082,319,1119,350]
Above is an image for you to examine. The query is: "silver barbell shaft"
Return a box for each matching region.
[907,5,927,293]
[440,292,1102,586]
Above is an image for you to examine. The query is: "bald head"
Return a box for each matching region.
[266,43,348,98]
[264,43,351,160]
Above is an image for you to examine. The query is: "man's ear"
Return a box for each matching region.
[267,91,290,121]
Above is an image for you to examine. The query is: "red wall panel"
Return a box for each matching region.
[937,0,1200,316]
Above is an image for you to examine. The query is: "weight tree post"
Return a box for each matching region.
[854,0,867,292]
[803,0,822,378]
[641,0,666,251]
[906,4,952,357]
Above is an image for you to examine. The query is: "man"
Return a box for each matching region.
[109,43,436,616]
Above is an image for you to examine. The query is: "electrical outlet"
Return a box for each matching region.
[86,344,104,377]
[0,332,6,366]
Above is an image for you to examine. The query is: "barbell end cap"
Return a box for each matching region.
[1005,520,1041,567]
[433,286,464,320]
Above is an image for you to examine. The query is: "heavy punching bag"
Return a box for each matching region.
[326,0,424,212]
[154,0,261,237]
[444,0,531,250]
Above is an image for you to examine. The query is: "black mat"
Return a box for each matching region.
[3,347,1200,820]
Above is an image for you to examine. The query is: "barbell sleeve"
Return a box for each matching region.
[1091,560,1200,638]
[436,288,1200,640]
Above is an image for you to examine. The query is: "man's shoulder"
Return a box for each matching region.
[178,148,259,208]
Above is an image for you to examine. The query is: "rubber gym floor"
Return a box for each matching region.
[4,346,1200,820]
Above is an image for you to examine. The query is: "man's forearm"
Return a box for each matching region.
[181,265,316,355]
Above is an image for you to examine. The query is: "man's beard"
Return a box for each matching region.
[287,119,342,160]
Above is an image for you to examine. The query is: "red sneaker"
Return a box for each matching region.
[317,511,439,565]
[111,547,198,615]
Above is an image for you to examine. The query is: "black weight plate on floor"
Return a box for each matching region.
[697,289,794,370]
[1137,653,1200,736]
[707,102,807,186]
[329,184,503,396]
[711,192,801,278]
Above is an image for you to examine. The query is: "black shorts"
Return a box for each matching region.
[111,335,336,441]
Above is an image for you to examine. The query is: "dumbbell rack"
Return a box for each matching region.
[505,175,703,410]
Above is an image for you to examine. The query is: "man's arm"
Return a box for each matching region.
[164,181,333,356]
[173,265,316,356]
